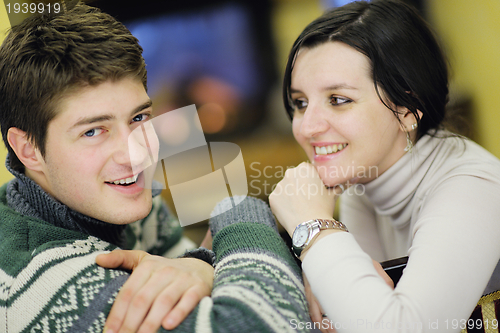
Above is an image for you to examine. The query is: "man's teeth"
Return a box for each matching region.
[112,174,138,185]
[315,143,348,155]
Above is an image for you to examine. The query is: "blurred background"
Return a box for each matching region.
[2,0,500,243]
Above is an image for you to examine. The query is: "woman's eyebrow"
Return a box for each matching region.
[321,83,359,91]
[290,83,358,94]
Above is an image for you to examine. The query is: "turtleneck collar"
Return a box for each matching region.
[361,132,444,221]
[4,154,162,249]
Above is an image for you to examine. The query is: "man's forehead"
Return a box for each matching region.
[50,79,150,128]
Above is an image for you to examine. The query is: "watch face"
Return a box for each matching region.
[292,224,309,247]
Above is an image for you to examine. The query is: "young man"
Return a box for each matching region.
[0,3,309,333]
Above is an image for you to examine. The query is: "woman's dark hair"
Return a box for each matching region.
[283,0,449,139]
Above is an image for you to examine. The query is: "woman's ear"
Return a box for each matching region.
[398,107,423,132]
[7,127,44,172]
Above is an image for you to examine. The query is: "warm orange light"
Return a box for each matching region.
[197,103,227,134]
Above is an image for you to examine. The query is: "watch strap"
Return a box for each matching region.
[314,218,349,232]
[292,218,348,258]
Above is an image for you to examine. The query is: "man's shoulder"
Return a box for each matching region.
[0,182,9,205]
[0,185,95,269]
[0,236,128,332]
[1,235,118,279]
[0,182,117,277]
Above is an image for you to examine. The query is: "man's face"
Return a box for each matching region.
[37,78,158,224]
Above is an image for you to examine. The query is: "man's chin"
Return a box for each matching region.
[98,197,153,225]
[105,209,151,225]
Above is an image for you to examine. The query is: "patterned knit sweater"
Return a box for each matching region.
[0,177,309,332]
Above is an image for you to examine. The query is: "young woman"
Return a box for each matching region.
[269,0,500,331]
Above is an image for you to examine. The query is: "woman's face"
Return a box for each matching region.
[291,42,409,187]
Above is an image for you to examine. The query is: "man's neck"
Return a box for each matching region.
[5,156,128,248]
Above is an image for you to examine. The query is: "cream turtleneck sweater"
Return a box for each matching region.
[302,132,500,332]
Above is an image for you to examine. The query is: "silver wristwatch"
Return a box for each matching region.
[292,219,348,258]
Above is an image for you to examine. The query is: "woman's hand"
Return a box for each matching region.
[373,259,395,289]
[304,273,337,333]
[96,250,214,333]
[199,228,212,250]
[269,162,343,236]
[304,260,394,333]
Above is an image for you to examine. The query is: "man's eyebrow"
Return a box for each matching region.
[68,100,153,132]
[290,84,358,94]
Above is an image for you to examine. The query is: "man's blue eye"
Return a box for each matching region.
[84,129,96,137]
[83,128,102,137]
[133,114,148,122]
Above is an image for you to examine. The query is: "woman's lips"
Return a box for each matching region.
[314,143,348,155]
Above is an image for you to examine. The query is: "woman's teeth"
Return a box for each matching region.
[315,143,348,155]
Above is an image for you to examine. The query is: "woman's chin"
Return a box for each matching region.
[320,177,347,189]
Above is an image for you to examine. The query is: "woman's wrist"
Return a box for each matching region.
[299,229,345,261]
[287,215,335,237]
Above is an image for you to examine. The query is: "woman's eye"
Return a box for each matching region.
[330,96,351,105]
[83,128,103,137]
[132,113,150,123]
[293,98,308,110]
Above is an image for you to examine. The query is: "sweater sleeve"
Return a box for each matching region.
[11,198,309,333]
[171,221,310,332]
[302,175,500,333]
[167,196,310,332]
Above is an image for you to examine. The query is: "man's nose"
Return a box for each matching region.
[113,123,156,170]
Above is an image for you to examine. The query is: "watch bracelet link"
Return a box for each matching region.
[315,218,349,232]
[302,219,349,254]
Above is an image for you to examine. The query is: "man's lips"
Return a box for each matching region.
[105,174,139,186]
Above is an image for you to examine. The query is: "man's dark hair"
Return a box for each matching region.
[283,0,449,139]
[0,2,147,172]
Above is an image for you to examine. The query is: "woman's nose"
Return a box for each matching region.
[299,105,330,138]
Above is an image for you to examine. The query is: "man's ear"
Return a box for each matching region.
[7,127,44,172]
